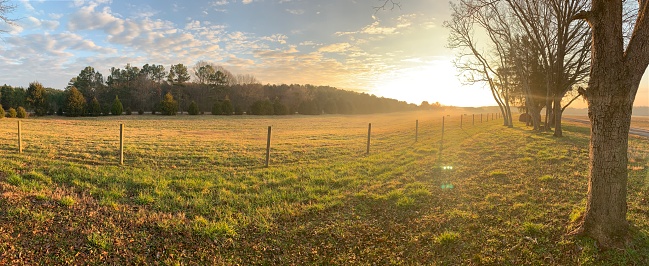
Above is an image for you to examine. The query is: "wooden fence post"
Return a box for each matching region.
[366,123,372,155]
[119,123,124,165]
[265,126,271,167]
[415,120,419,142]
[18,121,22,153]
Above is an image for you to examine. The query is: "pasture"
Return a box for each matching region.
[0,111,647,264]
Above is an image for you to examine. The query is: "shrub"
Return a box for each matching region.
[16,106,27,118]
[250,100,273,115]
[102,105,110,116]
[211,101,222,115]
[0,105,5,118]
[188,101,200,115]
[221,99,234,115]
[89,97,101,117]
[160,92,178,115]
[125,107,132,115]
[234,106,244,115]
[8,107,16,118]
[111,96,123,115]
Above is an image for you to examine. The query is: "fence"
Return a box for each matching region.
[0,113,505,168]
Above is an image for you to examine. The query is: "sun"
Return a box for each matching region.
[371,60,495,107]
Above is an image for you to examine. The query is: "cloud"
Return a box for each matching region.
[211,0,229,6]
[286,9,304,15]
[242,0,253,4]
[318,43,352,53]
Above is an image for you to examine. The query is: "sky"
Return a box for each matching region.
[0,0,647,108]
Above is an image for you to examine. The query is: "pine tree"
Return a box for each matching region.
[221,99,234,115]
[111,95,123,115]
[188,101,200,115]
[64,87,86,117]
[26,82,48,116]
[212,101,223,115]
[89,97,101,116]
[160,92,178,115]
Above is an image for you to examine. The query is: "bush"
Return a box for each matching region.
[0,105,4,118]
[125,107,132,115]
[188,101,200,115]
[8,107,16,118]
[138,109,144,115]
[160,92,178,115]
[221,99,234,115]
[89,97,101,117]
[211,101,222,115]
[16,106,27,118]
[102,105,111,116]
[111,96,123,115]
[234,106,244,115]
[250,100,273,115]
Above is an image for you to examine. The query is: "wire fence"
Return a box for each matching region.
[0,113,508,169]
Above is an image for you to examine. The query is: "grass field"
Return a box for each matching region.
[0,111,647,264]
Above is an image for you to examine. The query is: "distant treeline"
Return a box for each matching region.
[0,63,427,116]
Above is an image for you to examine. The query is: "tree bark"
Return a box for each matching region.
[574,0,649,249]
[552,96,563,137]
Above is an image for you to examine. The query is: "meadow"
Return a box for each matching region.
[0,111,647,264]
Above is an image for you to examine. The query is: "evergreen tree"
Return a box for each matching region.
[26,82,48,116]
[111,95,123,115]
[212,101,222,115]
[273,99,289,115]
[234,105,244,115]
[64,87,86,117]
[160,92,178,115]
[250,100,274,115]
[221,99,234,115]
[188,101,200,115]
[89,97,101,116]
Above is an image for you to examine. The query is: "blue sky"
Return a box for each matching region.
[0,0,647,107]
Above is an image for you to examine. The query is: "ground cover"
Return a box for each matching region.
[0,112,647,264]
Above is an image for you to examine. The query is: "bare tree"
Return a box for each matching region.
[569,0,649,249]
[445,1,516,127]
[506,0,591,137]
[0,0,16,33]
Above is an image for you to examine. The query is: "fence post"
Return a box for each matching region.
[366,123,372,155]
[119,123,124,165]
[18,121,22,153]
[415,120,419,142]
[265,126,271,167]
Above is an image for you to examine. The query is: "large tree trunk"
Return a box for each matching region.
[574,0,649,249]
[581,93,632,248]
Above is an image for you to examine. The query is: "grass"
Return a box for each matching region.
[0,111,647,264]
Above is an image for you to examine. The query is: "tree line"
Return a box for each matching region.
[0,62,419,117]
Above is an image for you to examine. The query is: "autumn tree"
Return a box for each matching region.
[160,92,178,115]
[568,0,649,249]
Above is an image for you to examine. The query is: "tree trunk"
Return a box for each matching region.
[574,0,649,249]
[580,87,633,248]
[553,96,563,137]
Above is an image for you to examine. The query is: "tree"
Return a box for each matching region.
[111,95,123,115]
[569,0,649,249]
[65,87,86,117]
[221,98,234,115]
[69,66,104,102]
[188,101,200,115]
[89,97,101,116]
[7,107,16,118]
[250,100,274,115]
[16,106,27,118]
[26,81,48,116]
[273,98,289,115]
[0,0,16,35]
[0,104,5,118]
[167,64,190,85]
[160,92,178,115]
[211,101,223,115]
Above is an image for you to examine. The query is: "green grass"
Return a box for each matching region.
[0,112,647,264]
